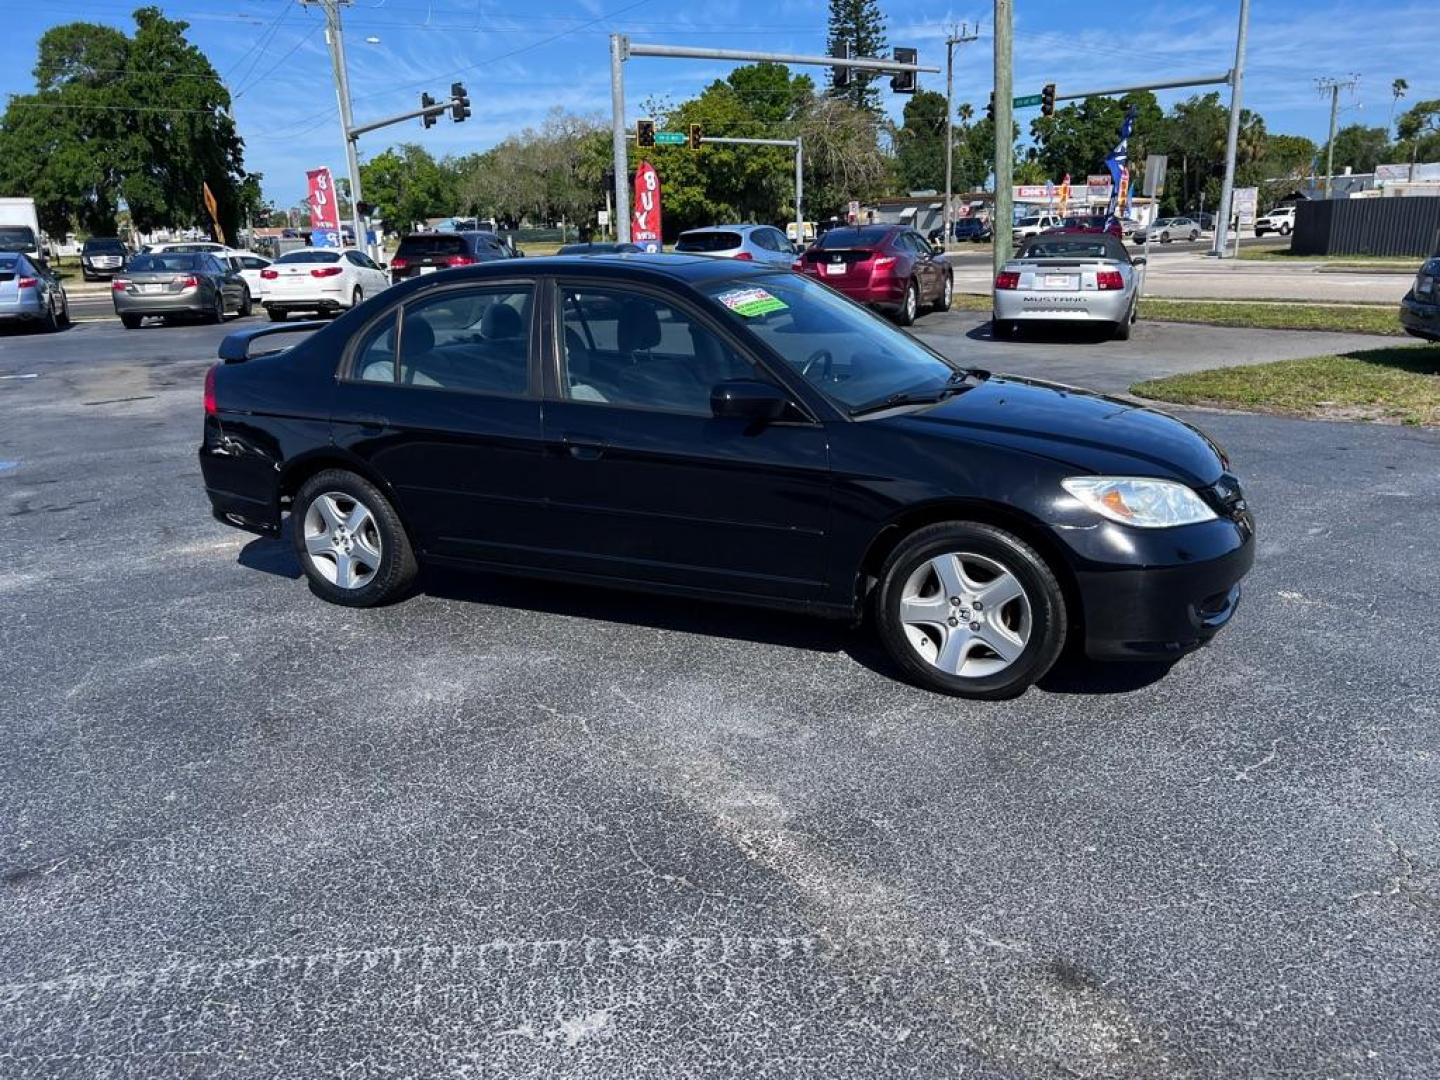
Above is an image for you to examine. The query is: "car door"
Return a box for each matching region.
[541,278,831,602]
[903,232,941,303]
[763,228,793,268]
[204,255,241,309]
[357,251,389,294]
[331,278,550,565]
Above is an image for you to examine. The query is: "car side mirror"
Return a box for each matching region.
[377,262,388,270]
[711,379,790,422]
[1132,256,1147,267]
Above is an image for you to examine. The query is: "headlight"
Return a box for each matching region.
[1062,476,1217,528]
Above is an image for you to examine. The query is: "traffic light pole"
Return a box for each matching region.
[700,136,804,243]
[993,0,1013,272]
[609,35,936,243]
[306,0,368,255]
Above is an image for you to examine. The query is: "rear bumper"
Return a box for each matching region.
[995,289,1132,322]
[803,272,908,308]
[114,292,208,316]
[1399,293,1439,341]
[1074,519,1256,660]
[0,296,45,319]
[264,285,350,312]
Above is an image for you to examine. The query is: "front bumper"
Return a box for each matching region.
[1070,515,1256,660]
[1399,292,1439,341]
[994,289,1132,322]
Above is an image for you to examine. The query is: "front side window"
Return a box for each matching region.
[396,285,533,395]
[560,286,756,414]
[698,274,959,413]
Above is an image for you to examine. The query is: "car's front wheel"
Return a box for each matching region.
[292,470,417,608]
[1280,223,1292,236]
[876,522,1067,699]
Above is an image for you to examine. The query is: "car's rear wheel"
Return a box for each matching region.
[934,273,954,312]
[1160,231,1171,244]
[1280,223,1292,236]
[895,280,919,326]
[238,286,252,317]
[875,522,1067,699]
[58,294,70,327]
[121,313,142,330]
[206,292,225,324]
[41,297,59,333]
[351,287,363,310]
[267,306,287,323]
[292,470,416,608]
[992,317,1017,339]
[1113,302,1134,340]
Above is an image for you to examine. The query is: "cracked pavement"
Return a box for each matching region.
[2,318,1438,1077]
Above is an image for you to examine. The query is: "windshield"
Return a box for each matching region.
[277,250,342,264]
[0,226,37,252]
[126,254,202,273]
[699,274,960,413]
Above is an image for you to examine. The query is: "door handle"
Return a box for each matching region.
[561,434,607,461]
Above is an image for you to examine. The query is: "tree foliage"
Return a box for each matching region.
[825,0,887,112]
[1320,125,1390,175]
[359,145,458,233]
[0,8,254,239]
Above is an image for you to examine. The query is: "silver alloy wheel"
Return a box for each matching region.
[942,275,953,306]
[899,551,1032,678]
[303,491,383,590]
[905,282,918,320]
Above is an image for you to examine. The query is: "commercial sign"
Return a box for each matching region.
[1375,163,1411,184]
[632,161,663,253]
[1232,186,1258,224]
[307,168,339,232]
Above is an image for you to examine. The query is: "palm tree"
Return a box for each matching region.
[1390,78,1409,135]
[958,102,974,125]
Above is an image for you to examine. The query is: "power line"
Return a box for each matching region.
[233,26,323,100]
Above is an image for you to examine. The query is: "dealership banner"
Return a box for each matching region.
[307,167,340,233]
[632,161,662,253]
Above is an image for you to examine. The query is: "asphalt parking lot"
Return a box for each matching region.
[2,313,1438,1077]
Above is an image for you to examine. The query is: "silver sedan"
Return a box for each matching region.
[992,233,1145,340]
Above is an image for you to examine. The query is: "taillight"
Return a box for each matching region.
[791,258,804,271]
[1096,270,1124,290]
[732,251,754,261]
[179,275,199,289]
[260,268,278,280]
[17,276,37,289]
[112,279,130,291]
[390,257,409,270]
[311,266,344,277]
[995,270,1020,290]
[204,364,218,417]
[445,255,475,267]
[871,256,896,272]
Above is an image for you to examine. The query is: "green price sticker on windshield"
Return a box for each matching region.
[717,287,788,318]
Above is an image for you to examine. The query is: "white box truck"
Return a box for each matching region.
[0,197,43,257]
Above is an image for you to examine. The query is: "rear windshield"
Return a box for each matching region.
[0,255,20,274]
[126,254,202,272]
[276,250,342,264]
[396,234,468,257]
[162,244,221,253]
[84,238,127,254]
[1021,236,1127,260]
[675,231,742,252]
[0,226,37,251]
[816,227,891,249]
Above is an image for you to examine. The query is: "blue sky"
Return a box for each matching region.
[4,0,1438,208]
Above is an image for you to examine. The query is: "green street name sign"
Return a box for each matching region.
[1012,94,1043,108]
[655,131,687,145]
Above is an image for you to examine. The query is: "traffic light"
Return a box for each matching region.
[1041,83,1056,117]
[636,118,655,148]
[450,82,471,123]
[986,92,995,123]
[688,123,702,150]
[890,47,917,94]
[421,92,436,129]
[831,40,852,90]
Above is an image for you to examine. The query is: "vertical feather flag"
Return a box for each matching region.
[1104,106,1138,221]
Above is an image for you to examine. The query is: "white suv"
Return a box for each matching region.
[1011,214,1063,243]
[1254,205,1297,237]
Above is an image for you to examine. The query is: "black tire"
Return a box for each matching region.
[267,306,288,323]
[933,273,954,313]
[1279,223,1291,236]
[121,313,142,330]
[875,521,1067,699]
[1189,230,1199,241]
[41,297,59,333]
[292,470,417,608]
[205,291,225,324]
[58,294,70,327]
[238,286,252,318]
[1112,306,1133,341]
[352,287,363,310]
[992,317,1018,339]
[894,279,919,327]
[1160,231,1171,244]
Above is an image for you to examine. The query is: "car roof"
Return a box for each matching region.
[391,252,775,288]
[680,224,772,234]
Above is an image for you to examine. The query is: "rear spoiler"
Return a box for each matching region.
[218,321,328,363]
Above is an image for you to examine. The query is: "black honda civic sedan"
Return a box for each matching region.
[200,255,1254,698]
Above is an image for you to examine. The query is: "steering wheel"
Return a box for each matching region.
[800,348,833,381]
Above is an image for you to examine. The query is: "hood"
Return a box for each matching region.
[887,374,1227,485]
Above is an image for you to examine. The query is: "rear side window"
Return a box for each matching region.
[676,231,742,252]
[396,285,534,396]
[277,250,342,264]
[396,234,468,257]
[353,311,399,383]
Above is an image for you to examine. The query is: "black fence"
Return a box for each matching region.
[1293,197,1440,258]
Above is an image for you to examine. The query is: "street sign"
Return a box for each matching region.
[597,209,610,227]
[1143,154,1168,198]
[1012,94,1042,108]
[655,131,687,145]
[1232,187,1258,224]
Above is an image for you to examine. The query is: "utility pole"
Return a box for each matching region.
[306,0,368,255]
[993,0,1013,272]
[944,24,978,251]
[1316,75,1359,199]
[1210,0,1250,258]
